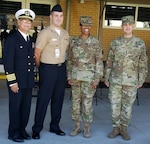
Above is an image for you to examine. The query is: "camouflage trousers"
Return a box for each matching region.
[108,83,137,127]
[71,79,96,122]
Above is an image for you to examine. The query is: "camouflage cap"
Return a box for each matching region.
[121,15,134,24]
[80,16,92,26]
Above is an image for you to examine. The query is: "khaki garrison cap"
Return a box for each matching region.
[80,16,92,26]
[15,9,35,21]
[121,15,134,24]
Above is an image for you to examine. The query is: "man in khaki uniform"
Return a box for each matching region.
[105,15,148,140]
[32,4,69,139]
[67,16,103,138]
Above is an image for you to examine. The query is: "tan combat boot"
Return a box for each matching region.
[108,126,120,138]
[83,122,91,138]
[120,125,130,140]
[69,121,81,136]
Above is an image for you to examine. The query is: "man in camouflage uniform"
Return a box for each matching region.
[67,16,103,138]
[105,15,148,140]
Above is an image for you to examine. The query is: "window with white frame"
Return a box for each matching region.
[137,7,150,28]
[104,3,150,29]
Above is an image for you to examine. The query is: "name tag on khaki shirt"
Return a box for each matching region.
[55,48,60,58]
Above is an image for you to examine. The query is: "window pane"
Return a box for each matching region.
[30,3,50,16]
[104,5,136,27]
[137,7,150,28]
[0,0,21,14]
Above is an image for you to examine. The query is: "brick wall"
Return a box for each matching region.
[60,0,100,37]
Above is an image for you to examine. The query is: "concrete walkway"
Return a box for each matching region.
[0,79,150,144]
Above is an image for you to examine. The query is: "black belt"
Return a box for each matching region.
[57,63,63,66]
[40,62,65,67]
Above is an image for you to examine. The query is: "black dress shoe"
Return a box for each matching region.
[20,132,31,140]
[8,135,24,142]
[32,132,40,139]
[50,129,66,136]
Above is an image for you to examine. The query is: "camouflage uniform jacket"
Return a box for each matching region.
[105,35,148,86]
[67,35,104,85]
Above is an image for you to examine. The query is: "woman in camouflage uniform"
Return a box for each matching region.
[67,16,103,138]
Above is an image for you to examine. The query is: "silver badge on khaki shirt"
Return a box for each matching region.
[52,38,57,41]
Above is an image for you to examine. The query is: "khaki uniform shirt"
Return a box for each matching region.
[105,35,148,86]
[35,25,69,64]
